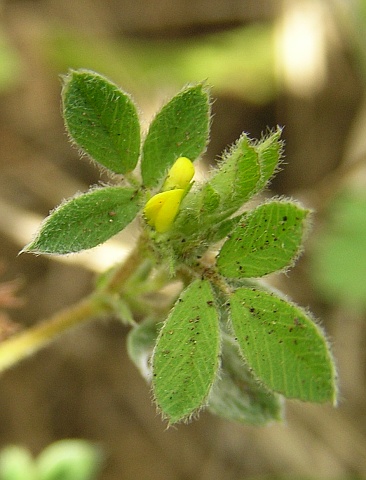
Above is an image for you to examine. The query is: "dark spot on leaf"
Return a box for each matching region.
[293,317,304,327]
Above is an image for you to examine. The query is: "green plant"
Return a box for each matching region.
[0,440,102,480]
[0,70,337,425]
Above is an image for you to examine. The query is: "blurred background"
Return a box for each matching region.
[0,0,366,478]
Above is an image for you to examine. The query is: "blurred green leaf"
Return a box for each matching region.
[127,317,159,379]
[312,189,366,311]
[230,288,337,403]
[0,29,22,91]
[217,201,310,278]
[37,440,102,480]
[23,187,140,254]
[208,333,283,425]
[46,24,276,103]
[152,279,220,423]
[62,69,140,174]
[0,446,36,480]
[141,84,210,187]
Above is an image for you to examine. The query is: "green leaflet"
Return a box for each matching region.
[217,201,310,278]
[254,127,283,192]
[141,83,210,187]
[229,288,337,403]
[205,133,261,217]
[152,279,220,423]
[23,187,140,254]
[62,69,140,174]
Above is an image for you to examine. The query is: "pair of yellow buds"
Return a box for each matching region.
[143,157,194,233]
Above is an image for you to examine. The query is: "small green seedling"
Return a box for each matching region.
[4,70,337,425]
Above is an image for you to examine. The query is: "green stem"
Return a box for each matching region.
[0,240,149,373]
[0,295,105,373]
[103,235,148,293]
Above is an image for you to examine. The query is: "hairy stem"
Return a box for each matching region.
[0,242,148,373]
[0,295,105,373]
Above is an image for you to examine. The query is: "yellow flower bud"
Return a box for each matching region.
[144,189,185,233]
[162,157,194,191]
[144,157,195,233]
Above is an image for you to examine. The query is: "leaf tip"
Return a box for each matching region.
[19,241,36,255]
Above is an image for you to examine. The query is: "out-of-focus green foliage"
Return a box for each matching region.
[43,24,276,103]
[311,189,366,312]
[0,28,22,91]
[0,440,103,480]
[0,446,36,480]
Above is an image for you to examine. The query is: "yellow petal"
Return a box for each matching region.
[155,189,184,233]
[144,191,167,226]
[163,157,195,191]
[143,189,184,232]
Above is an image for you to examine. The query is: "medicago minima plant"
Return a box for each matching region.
[10,69,338,425]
